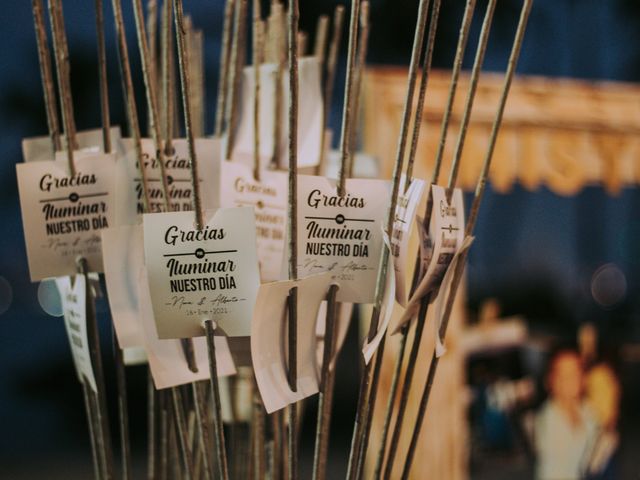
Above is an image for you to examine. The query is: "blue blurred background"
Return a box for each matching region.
[1,0,640,478]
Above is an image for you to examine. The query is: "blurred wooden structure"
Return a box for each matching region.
[364,68,640,196]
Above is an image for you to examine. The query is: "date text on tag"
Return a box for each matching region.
[220,162,287,282]
[56,275,97,392]
[296,176,390,303]
[17,153,116,281]
[143,208,261,339]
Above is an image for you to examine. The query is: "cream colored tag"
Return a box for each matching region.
[143,208,261,339]
[17,152,116,281]
[219,162,287,282]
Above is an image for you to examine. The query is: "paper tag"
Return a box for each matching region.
[21,127,122,163]
[115,138,221,225]
[17,152,116,281]
[219,162,287,282]
[229,58,323,168]
[362,243,396,364]
[251,272,333,413]
[296,175,390,303]
[390,185,465,334]
[138,267,236,389]
[391,176,426,306]
[56,275,97,392]
[143,208,261,339]
[315,300,353,370]
[101,225,145,348]
[432,235,474,357]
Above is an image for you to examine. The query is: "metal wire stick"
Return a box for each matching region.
[225,0,248,160]
[253,0,263,180]
[215,0,236,136]
[344,0,432,477]
[172,387,196,479]
[204,320,230,480]
[336,0,361,196]
[77,257,115,480]
[110,0,152,211]
[47,0,75,174]
[31,0,61,152]
[382,1,494,476]
[133,0,171,212]
[311,284,339,480]
[346,0,370,179]
[401,3,532,477]
[287,0,300,475]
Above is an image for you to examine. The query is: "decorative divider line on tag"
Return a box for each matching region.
[219,161,287,282]
[101,224,145,348]
[229,58,324,169]
[56,275,97,392]
[251,272,334,414]
[295,175,390,303]
[115,138,221,225]
[17,152,116,281]
[392,175,426,306]
[137,266,236,389]
[390,184,465,334]
[143,207,261,339]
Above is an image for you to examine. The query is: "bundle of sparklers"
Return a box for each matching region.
[19,0,532,478]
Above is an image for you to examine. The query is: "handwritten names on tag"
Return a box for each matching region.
[56,275,97,392]
[143,208,261,339]
[296,176,390,303]
[17,153,116,281]
[220,162,287,282]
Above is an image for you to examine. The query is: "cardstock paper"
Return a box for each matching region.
[391,176,426,306]
[115,138,220,225]
[251,272,334,413]
[101,225,145,348]
[296,175,390,303]
[143,208,261,339]
[229,58,323,169]
[21,127,122,163]
[56,275,97,392]
[362,244,396,364]
[138,267,236,389]
[219,162,287,282]
[391,185,466,334]
[17,152,116,281]
[432,235,474,357]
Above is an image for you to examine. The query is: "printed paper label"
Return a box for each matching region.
[115,138,220,225]
[17,152,116,281]
[138,267,236,389]
[391,176,426,306]
[143,208,261,339]
[56,275,97,392]
[220,161,287,282]
[296,175,390,303]
[391,185,465,333]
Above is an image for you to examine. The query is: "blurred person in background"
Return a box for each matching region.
[534,348,598,480]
